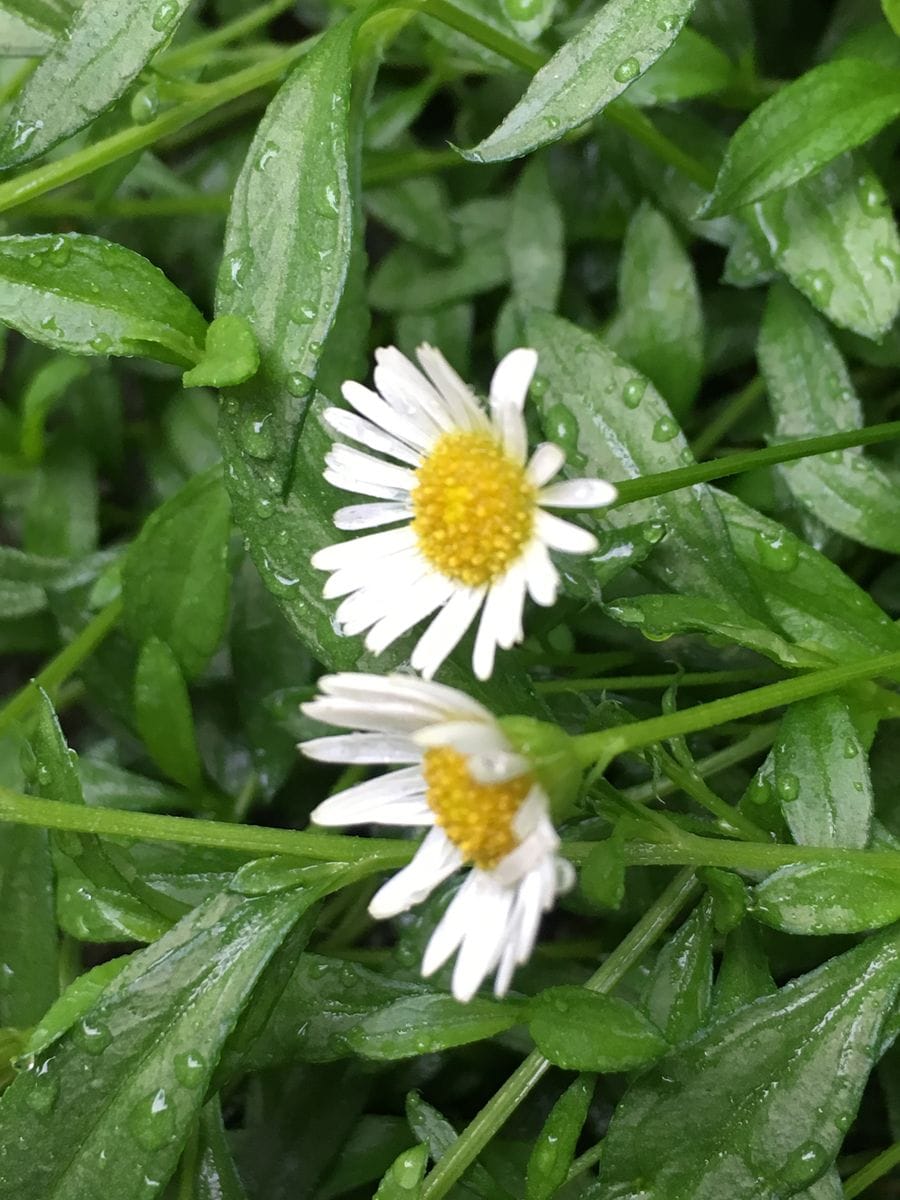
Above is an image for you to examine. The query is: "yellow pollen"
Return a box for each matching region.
[423,745,532,870]
[411,431,537,586]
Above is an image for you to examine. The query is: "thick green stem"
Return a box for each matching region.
[419,871,699,1200]
[573,650,900,769]
[0,598,122,735]
[616,836,900,874]
[843,1140,900,1199]
[535,668,779,694]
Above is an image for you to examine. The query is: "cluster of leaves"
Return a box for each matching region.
[1,0,900,1197]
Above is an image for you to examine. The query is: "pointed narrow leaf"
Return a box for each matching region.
[134,636,203,791]
[464,0,697,163]
[642,900,714,1044]
[0,0,192,168]
[527,1075,596,1200]
[600,928,900,1199]
[374,1144,428,1199]
[705,59,900,215]
[712,923,776,1019]
[508,156,564,311]
[529,986,667,1072]
[0,821,57,1026]
[194,1100,250,1200]
[753,862,900,935]
[347,994,522,1060]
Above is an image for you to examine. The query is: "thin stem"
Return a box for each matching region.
[690,377,766,461]
[0,598,122,735]
[535,668,779,695]
[573,650,900,769]
[565,1139,604,1184]
[843,1140,900,1198]
[161,0,297,72]
[611,421,900,508]
[650,748,768,841]
[419,871,699,1200]
[0,786,414,868]
[394,0,544,71]
[621,723,777,805]
[616,836,900,874]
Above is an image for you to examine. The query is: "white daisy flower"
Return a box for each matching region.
[301,673,576,1002]
[312,345,617,680]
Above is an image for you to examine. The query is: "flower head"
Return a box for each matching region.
[312,346,617,680]
[302,673,576,1001]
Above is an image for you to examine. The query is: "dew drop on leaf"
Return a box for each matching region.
[622,378,646,409]
[72,1019,112,1056]
[754,531,798,573]
[127,1088,176,1150]
[776,772,800,803]
[151,1,179,33]
[652,417,678,442]
[613,57,640,83]
[173,1050,206,1087]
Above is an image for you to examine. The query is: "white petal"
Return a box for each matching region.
[468,751,529,785]
[316,672,492,721]
[527,442,566,487]
[375,346,456,433]
[333,502,412,531]
[487,564,527,652]
[492,400,528,463]
[312,526,417,572]
[336,568,431,636]
[493,812,558,888]
[323,469,410,502]
[326,445,416,492]
[494,939,519,997]
[299,732,421,765]
[322,548,424,600]
[523,541,559,606]
[415,343,487,430]
[540,478,618,509]
[364,576,456,654]
[310,767,431,826]
[368,828,462,919]
[472,582,507,681]
[511,863,550,965]
[301,697,438,736]
[411,586,486,681]
[536,510,598,555]
[342,380,436,452]
[421,873,481,977]
[451,876,515,1002]
[413,719,503,755]
[490,348,538,412]
[323,407,422,467]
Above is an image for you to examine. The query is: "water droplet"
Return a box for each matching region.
[151,0,179,32]
[36,763,51,785]
[90,333,112,353]
[230,857,314,895]
[781,1141,831,1189]
[859,182,884,215]
[843,738,859,759]
[173,1051,206,1087]
[754,530,798,573]
[292,302,316,324]
[40,314,60,333]
[47,237,71,267]
[776,772,800,803]
[876,246,900,283]
[545,402,578,451]
[73,1019,111,1056]
[287,371,314,397]
[642,521,666,545]
[239,412,275,459]
[622,378,646,409]
[308,340,323,356]
[130,85,159,126]
[543,115,560,130]
[28,252,42,270]
[254,496,274,519]
[255,139,279,172]
[128,1089,176,1151]
[26,1061,59,1113]
[799,269,833,305]
[657,14,678,31]
[822,449,842,465]
[747,776,771,806]
[613,57,641,83]
[652,416,678,442]
[11,118,44,151]
[224,248,254,291]
[530,374,547,397]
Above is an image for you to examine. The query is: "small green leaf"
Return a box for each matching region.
[374,1144,428,1199]
[559,522,670,604]
[366,177,458,258]
[600,928,900,1199]
[348,994,522,1061]
[526,1074,595,1200]
[606,202,703,420]
[19,357,91,465]
[508,156,564,312]
[529,986,668,1072]
[134,636,203,791]
[885,0,900,36]
[0,234,207,366]
[0,0,192,167]
[759,284,900,550]
[182,315,260,389]
[712,923,776,1019]
[700,869,749,935]
[396,303,473,377]
[580,836,626,910]
[193,1100,250,1200]
[122,469,231,678]
[463,0,697,162]
[704,59,900,215]
[642,900,714,1044]
[753,862,900,935]
[24,445,98,559]
[626,27,734,106]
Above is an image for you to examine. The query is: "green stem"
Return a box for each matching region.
[690,376,766,461]
[650,747,767,842]
[0,598,122,735]
[0,786,414,867]
[394,0,544,70]
[611,421,900,508]
[565,1140,604,1184]
[535,668,779,694]
[616,836,900,874]
[419,871,699,1200]
[573,650,900,769]
[843,1140,900,1199]
[161,0,296,72]
[621,723,777,805]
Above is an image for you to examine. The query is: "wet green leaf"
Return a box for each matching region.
[25,956,132,1058]
[0,0,72,54]
[464,0,697,162]
[134,636,203,791]
[600,928,900,1199]
[0,816,57,1027]
[526,1074,595,1200]
[193,1099,250,1200]
[753,862,900,935]
[627,27,734,106]
[705,59,900,215]
[641,900,714,1043]
[349,993,522,1060]
[182,315,260,389]
[0,0,192,167]
[24,445,97,559]
[374,1143,428,1199]
[366,177,458,257]
[529,985,668,1071]
[580,835,626,910]
[0,234,207,366]
[712,923,776,1019]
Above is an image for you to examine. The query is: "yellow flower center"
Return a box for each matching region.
[423,745,532,870]
[411,431,537,586]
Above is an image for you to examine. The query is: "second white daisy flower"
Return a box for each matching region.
[302,673,576,1002]
[312,345,617,680]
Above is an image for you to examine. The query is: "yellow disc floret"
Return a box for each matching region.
[412,431,536,586]
[423,745,532,869]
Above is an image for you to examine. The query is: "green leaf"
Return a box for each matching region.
[193,1100,250,1200]
[182,315,260,389]
[347,994,522,1060]
[405,1091,500,1200]
[78,757,188,813]
[0,234,207,366]
[641,900,714,1043]
[753,862,900,935]
[24,445,98,559]
[508,156,564,312]
[366,177,458,258]
[374,1144,428,1199]
[704,59,900,215]
[700,868,749,934]
[527,311,768,620]
[0,0,192,167]
[134,636,203,791]
[526,1074,595,1200]
[529,986,668,1072]
[606,202,703,420]
[773,695,873,849]
[712,923,776,1019]
[886,0,900,36]
[600,928,900,1199]
[25,956,132,1058]
[19,356,91,464]
[743,153,900,338]
[580,835,626,910]
[122,469,231,678]
[0,0,73,55]
[759,284,900,551]
[625,27,734,106]
[0,874,338,1199]
[463,0,697,163]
